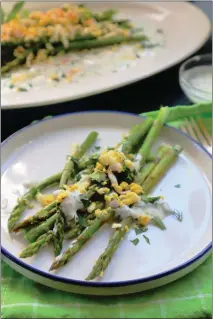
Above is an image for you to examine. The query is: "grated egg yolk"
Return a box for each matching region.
[119,192,140,206]
[67,184,78,192]
[56,191,68,203]
[95,162,104,171]
[129,183,143,195]
[120,182,129,191]
[125,159,134,169]
[99,150,125,167]
[124,225,129,232]
[138,215,151,226]
[36,193,55,207]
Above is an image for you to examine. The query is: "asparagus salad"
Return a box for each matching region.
[7,107,183,280]
[1,2,163,94]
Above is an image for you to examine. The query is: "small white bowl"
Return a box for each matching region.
[179,54,212,103]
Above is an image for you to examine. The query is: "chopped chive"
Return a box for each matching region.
[172,209,183,222]
[131,238,139,246]
[156,28,164,34]
[174,184,181,188]
[135,226,147,235]
[143,235,150,244]
[17,87,28,92]
[152,216,166,230]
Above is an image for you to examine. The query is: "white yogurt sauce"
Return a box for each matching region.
[182,66,212,102]
[115,200,171,220]
[60,191,83,222]
[133,153,142,172]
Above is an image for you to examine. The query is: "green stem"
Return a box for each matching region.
[86,216,132,280]
[139,107,170,167]
[53,210,65,256]
[8,172,61,232]
[142,145,182,194]
[13,201,57,232]
[19,231,53,258]
[122,118,153,154]
[49,209,114,271]
[59,131,98,188]
[24,213,57,243]
[136,146,169,184]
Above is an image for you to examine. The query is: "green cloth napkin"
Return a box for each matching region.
[2,102,212,319]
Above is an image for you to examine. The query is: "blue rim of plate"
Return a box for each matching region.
[1,110,212,288]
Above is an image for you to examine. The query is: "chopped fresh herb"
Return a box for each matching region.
[122,165,135,183]
[9,84,15,89]
[77,213,88,228]
[143,235,150,244]
[174,184,181,188]
[141,195,161,204]
[135,226,147,235]
[152,216,166,230]
[79,194,91,208]
[94,146,101,150]
[143,41,160,49]
[156,28,164,34]
[17,87,28,92]
[90,171,107,183]
[172,209,183,222]
[61,73,66,78]
[131,238,139,246]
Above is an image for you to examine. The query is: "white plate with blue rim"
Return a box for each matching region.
[1,111,212,295]
[1,1,211,109]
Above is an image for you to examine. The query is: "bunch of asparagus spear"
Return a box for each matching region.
[1,2,148,74]
[7,107,182,280]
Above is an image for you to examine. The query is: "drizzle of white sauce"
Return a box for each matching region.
[60,191,83,222]
[115,200,171,220]
[133,153,142,172]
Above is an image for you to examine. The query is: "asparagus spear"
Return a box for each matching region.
[24,213,57,243]
[1,6,5,24]
[136,146,168,184]
[19,231,53,258]
[65,224,83,240]
[8,172,61,232]
[5,1,25,22]
[59,131,98,188]
[49,209,114,271]
[122,118,153,154]
[53,210,65,256]
[142,145,182,194]
[94,9,117,22]
[2,34,148,74]
[13,201,57,233]
[86,216,132,280]
[139,107,170,167]
[61,34,148,52]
